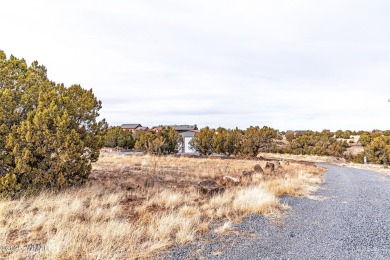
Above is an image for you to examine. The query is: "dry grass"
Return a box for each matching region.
[0,154,324,259]
[258,152,347,164]
[336,162,390,175]
[259,152,390,176]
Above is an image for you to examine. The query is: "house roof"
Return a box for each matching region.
[121,124,142,129]
[152,124,198,131]
[286,130,308,134]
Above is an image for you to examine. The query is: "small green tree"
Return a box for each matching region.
[359,132,371,146]
[241,126,277,156]
[189,127,215,156]
[212,127,242,156]
[365,136,390,164]
[223,128,243,156]
[105,127,135,149]
[213,127,227,155]
[285,131,295,142]
[383,130,390,136]
[157,127,183,154]
[134,127,183,155]
[135,131,159,154]
[335,130,344,138]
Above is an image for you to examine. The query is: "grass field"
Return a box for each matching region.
[0,154,325,259]
[259,152,390,175]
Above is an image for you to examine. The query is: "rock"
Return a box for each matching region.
[254,164,264,173]
[221,176,240,187]
[144,179,155,188]
[198,179,225,195]
[242,170,255,177]
[121,166,131,174]
[264,162,275,175]
[141,159,149,166]
[120,181,138,190]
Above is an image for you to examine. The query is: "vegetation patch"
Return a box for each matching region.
[0,154,324,259]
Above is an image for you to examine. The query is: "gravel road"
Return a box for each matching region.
[163,164,390,260]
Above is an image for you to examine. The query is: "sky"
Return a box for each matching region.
[1,0,390,131]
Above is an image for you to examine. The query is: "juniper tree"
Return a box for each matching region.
[189,127,215,156]
[213,127,243,156]
[0,50,107,197]
[157,127,183,154]
[241,126,277,156]
[134,127,183,155]
[105,126,135,149]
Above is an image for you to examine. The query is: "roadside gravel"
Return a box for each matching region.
[162,164,390,259]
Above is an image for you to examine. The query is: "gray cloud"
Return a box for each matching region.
[2,0,390,131]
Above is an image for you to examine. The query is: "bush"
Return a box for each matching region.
[105,126,135,149]
[351,153,365,164]
[190,126,277,157]
[189,127,215,156]
[281,130,347,157]
[359,132,371,146]
[0,51,107,198]
[134,127,183,155]
[213,127,243,156]
[241,126,277,156]
[364,136,390,164]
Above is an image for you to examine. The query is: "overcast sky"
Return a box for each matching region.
[2,0,390,131]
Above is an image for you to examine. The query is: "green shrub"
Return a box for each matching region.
[134,127,183,155]
[189,127,215,156]
[351,153,365,164]
[0,51,107,198]
[105,126,135,149]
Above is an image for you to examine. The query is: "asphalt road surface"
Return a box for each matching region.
[164,164,390,260]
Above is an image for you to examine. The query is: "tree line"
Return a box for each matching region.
[105,126,183,154]
[104,125,279,156]
[105,126,390,165]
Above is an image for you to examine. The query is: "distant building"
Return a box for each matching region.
[286,130,309,135]
[180,129,198,154]
[151,125,198,153]
[120,124,142,133]
[151,124,198,132]
[120,124,198,153]
[136,126,149,131]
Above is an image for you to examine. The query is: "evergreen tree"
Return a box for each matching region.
[0,51,107,197]
[241,126,277,156]
[364,136,390,164]
[157,127,183,154]
[105,126,135,149]
[189,127,215,156]
[214,128,244,156]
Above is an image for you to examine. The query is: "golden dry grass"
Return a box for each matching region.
[259,152,390,176]
[0,154,324,259]
[258,152,347,164]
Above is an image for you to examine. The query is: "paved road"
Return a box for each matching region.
[165,165,390,259]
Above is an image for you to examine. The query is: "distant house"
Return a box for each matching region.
[286,130,308,135]
[151,124,198,132]
[120,124,198,153]
[180,129,199,154]
[151,125,198,153]
[121,124,142,133]
[136,126,149,131]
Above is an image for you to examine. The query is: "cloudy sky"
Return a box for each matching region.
[2,0,390,131]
